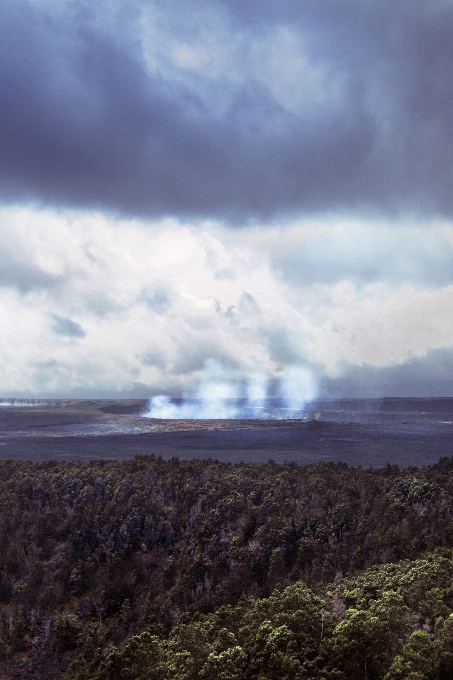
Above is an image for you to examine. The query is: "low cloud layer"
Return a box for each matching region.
[1,207,453,397]
[1,0,453,221]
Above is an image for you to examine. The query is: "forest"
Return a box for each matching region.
[0,454,452,678]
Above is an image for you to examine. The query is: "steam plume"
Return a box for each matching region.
[143,360,317,419]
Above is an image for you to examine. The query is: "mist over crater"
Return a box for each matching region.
[143,360,317,420]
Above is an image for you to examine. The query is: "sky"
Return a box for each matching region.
[1,0,453,400]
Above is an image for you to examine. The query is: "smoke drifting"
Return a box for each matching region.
[0,399,47,407]
[143,360,317,419]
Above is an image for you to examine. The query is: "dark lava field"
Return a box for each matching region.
[1,397,453,467]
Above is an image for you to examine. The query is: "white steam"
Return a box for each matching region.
[0,399,48,407]
[143,360,317,419]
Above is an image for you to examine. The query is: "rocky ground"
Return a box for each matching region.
[1,398,453,467]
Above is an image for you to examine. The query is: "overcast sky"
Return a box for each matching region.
[1,0,453,399]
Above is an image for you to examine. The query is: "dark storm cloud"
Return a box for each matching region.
[321,349,453,399]
[1,0,453,221]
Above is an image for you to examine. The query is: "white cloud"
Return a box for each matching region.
[307,280,453,373]
[1,206,453,396]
